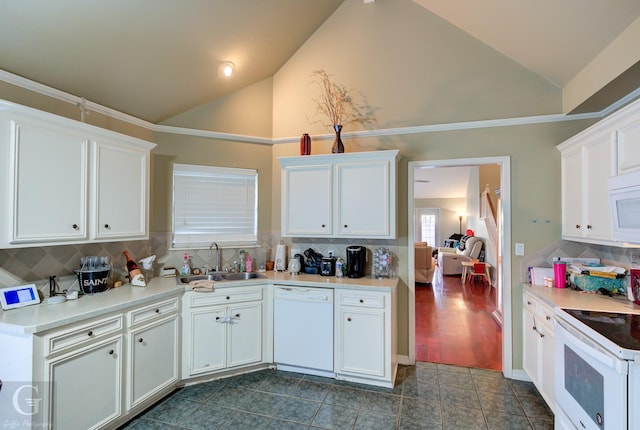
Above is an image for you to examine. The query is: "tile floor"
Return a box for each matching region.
[121,362,554,430]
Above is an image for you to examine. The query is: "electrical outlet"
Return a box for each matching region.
[515,243,525,256]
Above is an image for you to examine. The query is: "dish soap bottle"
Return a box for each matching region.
[180,252,191,276]
[246,253,252,273]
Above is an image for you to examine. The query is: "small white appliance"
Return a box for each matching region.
[608,170,640,244]
[273,286,334,377]
[0,284,40,310]
[554,308,640,430]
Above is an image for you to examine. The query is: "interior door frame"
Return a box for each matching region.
[407,156,513,377]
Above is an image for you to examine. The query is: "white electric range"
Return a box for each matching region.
[554,308,640,430]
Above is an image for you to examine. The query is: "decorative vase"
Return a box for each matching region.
[332,124,344,153]
[299,133,311,156]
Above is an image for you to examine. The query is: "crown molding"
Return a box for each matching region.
[0,68,611,146]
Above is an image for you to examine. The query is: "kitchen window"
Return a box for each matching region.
[172,163,257,248]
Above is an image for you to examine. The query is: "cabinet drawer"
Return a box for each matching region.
[128,297,179,327]
[187,286,263,308]
[339,292,385,308]
[536,303,555,332]
[43,315,123,356]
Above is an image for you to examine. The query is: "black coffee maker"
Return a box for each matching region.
[346,246,366,278]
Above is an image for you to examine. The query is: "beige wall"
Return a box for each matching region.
[151,134,273,234]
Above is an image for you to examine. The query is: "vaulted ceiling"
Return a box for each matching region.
[1,0,639,123]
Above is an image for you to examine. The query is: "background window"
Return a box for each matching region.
[172,163,257,248]
[415,208,439,246]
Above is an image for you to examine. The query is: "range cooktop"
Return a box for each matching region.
[562,309,640,352]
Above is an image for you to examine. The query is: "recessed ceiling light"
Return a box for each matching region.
[218,61,235,78]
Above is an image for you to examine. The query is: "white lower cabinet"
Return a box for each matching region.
[28,295,180,430]
[126,297,180,410]
[182,285,267,378]
[334,289,396,388]
[40,315,124,430]
[522,290,555,411]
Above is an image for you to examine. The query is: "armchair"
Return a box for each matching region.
[414,242,435,284]
[437,236,483,275]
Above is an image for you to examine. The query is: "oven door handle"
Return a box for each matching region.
[555,319,629,375]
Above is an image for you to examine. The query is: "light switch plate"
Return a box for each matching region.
[515,243,525,256]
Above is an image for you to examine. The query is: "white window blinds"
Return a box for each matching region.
[172,163,258,248]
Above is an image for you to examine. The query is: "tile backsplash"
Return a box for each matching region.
[0,231,400,291]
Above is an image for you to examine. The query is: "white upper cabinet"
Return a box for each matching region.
[8,117,90,244]
[558,128,614,244]
[93,139,149,240]
[613,99,640,176]
[557,97,640,246]
[0,100,155,248]
[279,150,399,239]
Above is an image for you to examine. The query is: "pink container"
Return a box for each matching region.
[554,261,567,288]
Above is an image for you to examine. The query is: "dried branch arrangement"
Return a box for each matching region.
[310,69,374,129]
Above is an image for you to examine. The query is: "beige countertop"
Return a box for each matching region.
[523,283,640,314]
[0,272,398,335]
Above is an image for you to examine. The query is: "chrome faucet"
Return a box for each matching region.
[208,242,220,272]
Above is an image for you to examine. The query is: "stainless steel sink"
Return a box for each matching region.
[221,272,265,281]
[176,272,265,284]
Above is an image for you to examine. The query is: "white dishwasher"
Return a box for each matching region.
[274,286,334,377]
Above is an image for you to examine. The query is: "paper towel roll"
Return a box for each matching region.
[275,243,287,271]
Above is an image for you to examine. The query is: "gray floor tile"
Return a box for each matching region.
[509,380,540,398]
[401,378,440,401]
[439,385,481,409]
[484,411,532,430]
[479,392,525,416]
[473,375,514,395]
[219,410,273,429]
[400,397,442,422]
[323,386,368,409]
[441,403,488,429]
[355,410,399,430]
[518,396,554,420]
[399,416,443,430]
[173,380,225,402]
[123,418,183,430]
[143,396,202,425]
[291,379,331,401]
[244,390,288,416]
[126,364,554,430]
[312,403,359,429]
[205,385,252,409]
[181,403,234,430]
[276,397,322,424]
[260,374,303,396]
[363,391,402,415]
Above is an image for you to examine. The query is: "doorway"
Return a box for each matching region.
[408,157,513,376]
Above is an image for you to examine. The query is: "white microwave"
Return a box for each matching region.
[609,170,640,244]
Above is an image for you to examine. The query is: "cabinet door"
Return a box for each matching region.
[282,164,332,236]
[227,301,262,368]
[128,315,179,409]
[45,336,122,430]
[616,119,640,175]
[93,140,148,240]
[540,328,555,410]
[336,306,386,377]
[9,118,88,243]
[522,305,539,385]
[582,135,613,241]
[560,146,583,240]
[336,160,392,238]
[188,307,227,375]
